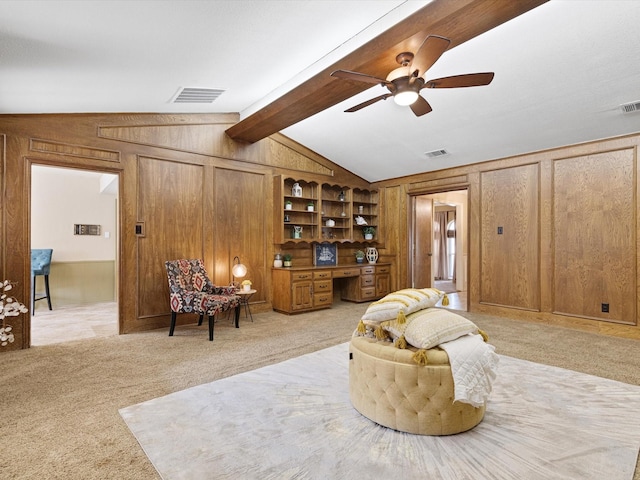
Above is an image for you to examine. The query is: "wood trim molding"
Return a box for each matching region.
[408,175,469,193]
[30,138,120,162]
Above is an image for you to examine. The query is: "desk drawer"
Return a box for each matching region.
[292,272,313,281]
[376,265,390,274]
[314,293,332,307]
[361,287,376,300]
[360,275,375,287]
[361,266,375,275]
[314,270,332,280]
[333,268,360,278]
[314,280,332,293]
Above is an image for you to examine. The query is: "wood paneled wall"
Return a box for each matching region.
[0,113,369,349]
[374,136,640,340]
[480,164,539,310]
[137,157,206,320]
[553,150,635,324]
[2,112,639,348]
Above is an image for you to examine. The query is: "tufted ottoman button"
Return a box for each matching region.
[349,336,485,436]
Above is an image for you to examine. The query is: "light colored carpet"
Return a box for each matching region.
[120,343,640,480]
[2,300,639,479]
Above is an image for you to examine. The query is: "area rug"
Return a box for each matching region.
[120,343,640,480]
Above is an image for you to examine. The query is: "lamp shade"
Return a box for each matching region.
[232,262,247,278]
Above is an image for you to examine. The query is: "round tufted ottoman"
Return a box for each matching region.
[349,336,485,435]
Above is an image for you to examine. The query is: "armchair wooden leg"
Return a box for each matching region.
[208,315,215,341]
[169,311,177,336]
[234,305,240,328]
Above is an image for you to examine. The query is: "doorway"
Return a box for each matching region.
[410,189,468,310]
[30,165,119,345]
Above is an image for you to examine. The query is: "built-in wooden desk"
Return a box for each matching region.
[272,263,391,314]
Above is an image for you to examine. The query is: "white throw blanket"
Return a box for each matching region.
[439,333,499,407]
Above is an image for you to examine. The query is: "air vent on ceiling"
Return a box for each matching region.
[424,149,449,158]
[620,101,640,113]
[172,87,224,104]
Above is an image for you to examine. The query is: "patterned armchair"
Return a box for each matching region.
[164,259,241,341]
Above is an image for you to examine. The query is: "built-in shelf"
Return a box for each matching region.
[275,176,379,244]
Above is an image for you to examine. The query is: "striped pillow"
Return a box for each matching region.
[361,288,444,326]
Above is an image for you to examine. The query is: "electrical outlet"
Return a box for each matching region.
[497,226,503,235]
[602,303,609,313]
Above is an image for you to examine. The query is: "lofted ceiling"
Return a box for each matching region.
[1,1,640,182]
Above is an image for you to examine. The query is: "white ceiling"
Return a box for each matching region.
[2,1,640,182]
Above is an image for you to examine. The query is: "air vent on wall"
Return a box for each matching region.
[620,101,640,113]
[172,87,224,104]
[424,149,449,158]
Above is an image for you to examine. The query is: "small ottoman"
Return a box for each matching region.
[349,336,485,435]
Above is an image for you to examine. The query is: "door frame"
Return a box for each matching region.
[27,160,122,345]
[409,194,433,289]
[408,186,469,307]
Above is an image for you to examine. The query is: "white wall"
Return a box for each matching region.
[31,166,117,262]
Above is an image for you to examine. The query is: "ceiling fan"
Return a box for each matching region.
[330,35,494,117]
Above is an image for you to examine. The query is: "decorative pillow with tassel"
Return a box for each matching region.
[360,288,445,327]
[402,308,482,350]
[380,314,414,348]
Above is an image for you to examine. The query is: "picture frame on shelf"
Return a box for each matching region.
[313,242,338,266]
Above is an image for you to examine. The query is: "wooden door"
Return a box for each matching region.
[412,195,433,288]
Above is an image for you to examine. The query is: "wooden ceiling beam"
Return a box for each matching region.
[226,0,548,143]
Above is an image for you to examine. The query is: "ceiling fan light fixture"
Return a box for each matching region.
[386,66,410,82]
[394,90,419,106]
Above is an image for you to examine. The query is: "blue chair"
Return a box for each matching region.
[31,249,53,314]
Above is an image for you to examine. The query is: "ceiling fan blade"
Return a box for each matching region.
[423,72,495,89]
[345,94,392,112]
[331,69,389,86]
[410,35,451,78]
[410,96,432,117]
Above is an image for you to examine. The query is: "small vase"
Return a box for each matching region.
[366,247,378,264]
[364,234,373,240]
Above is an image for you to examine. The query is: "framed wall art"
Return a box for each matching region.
[313,242,338,266]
